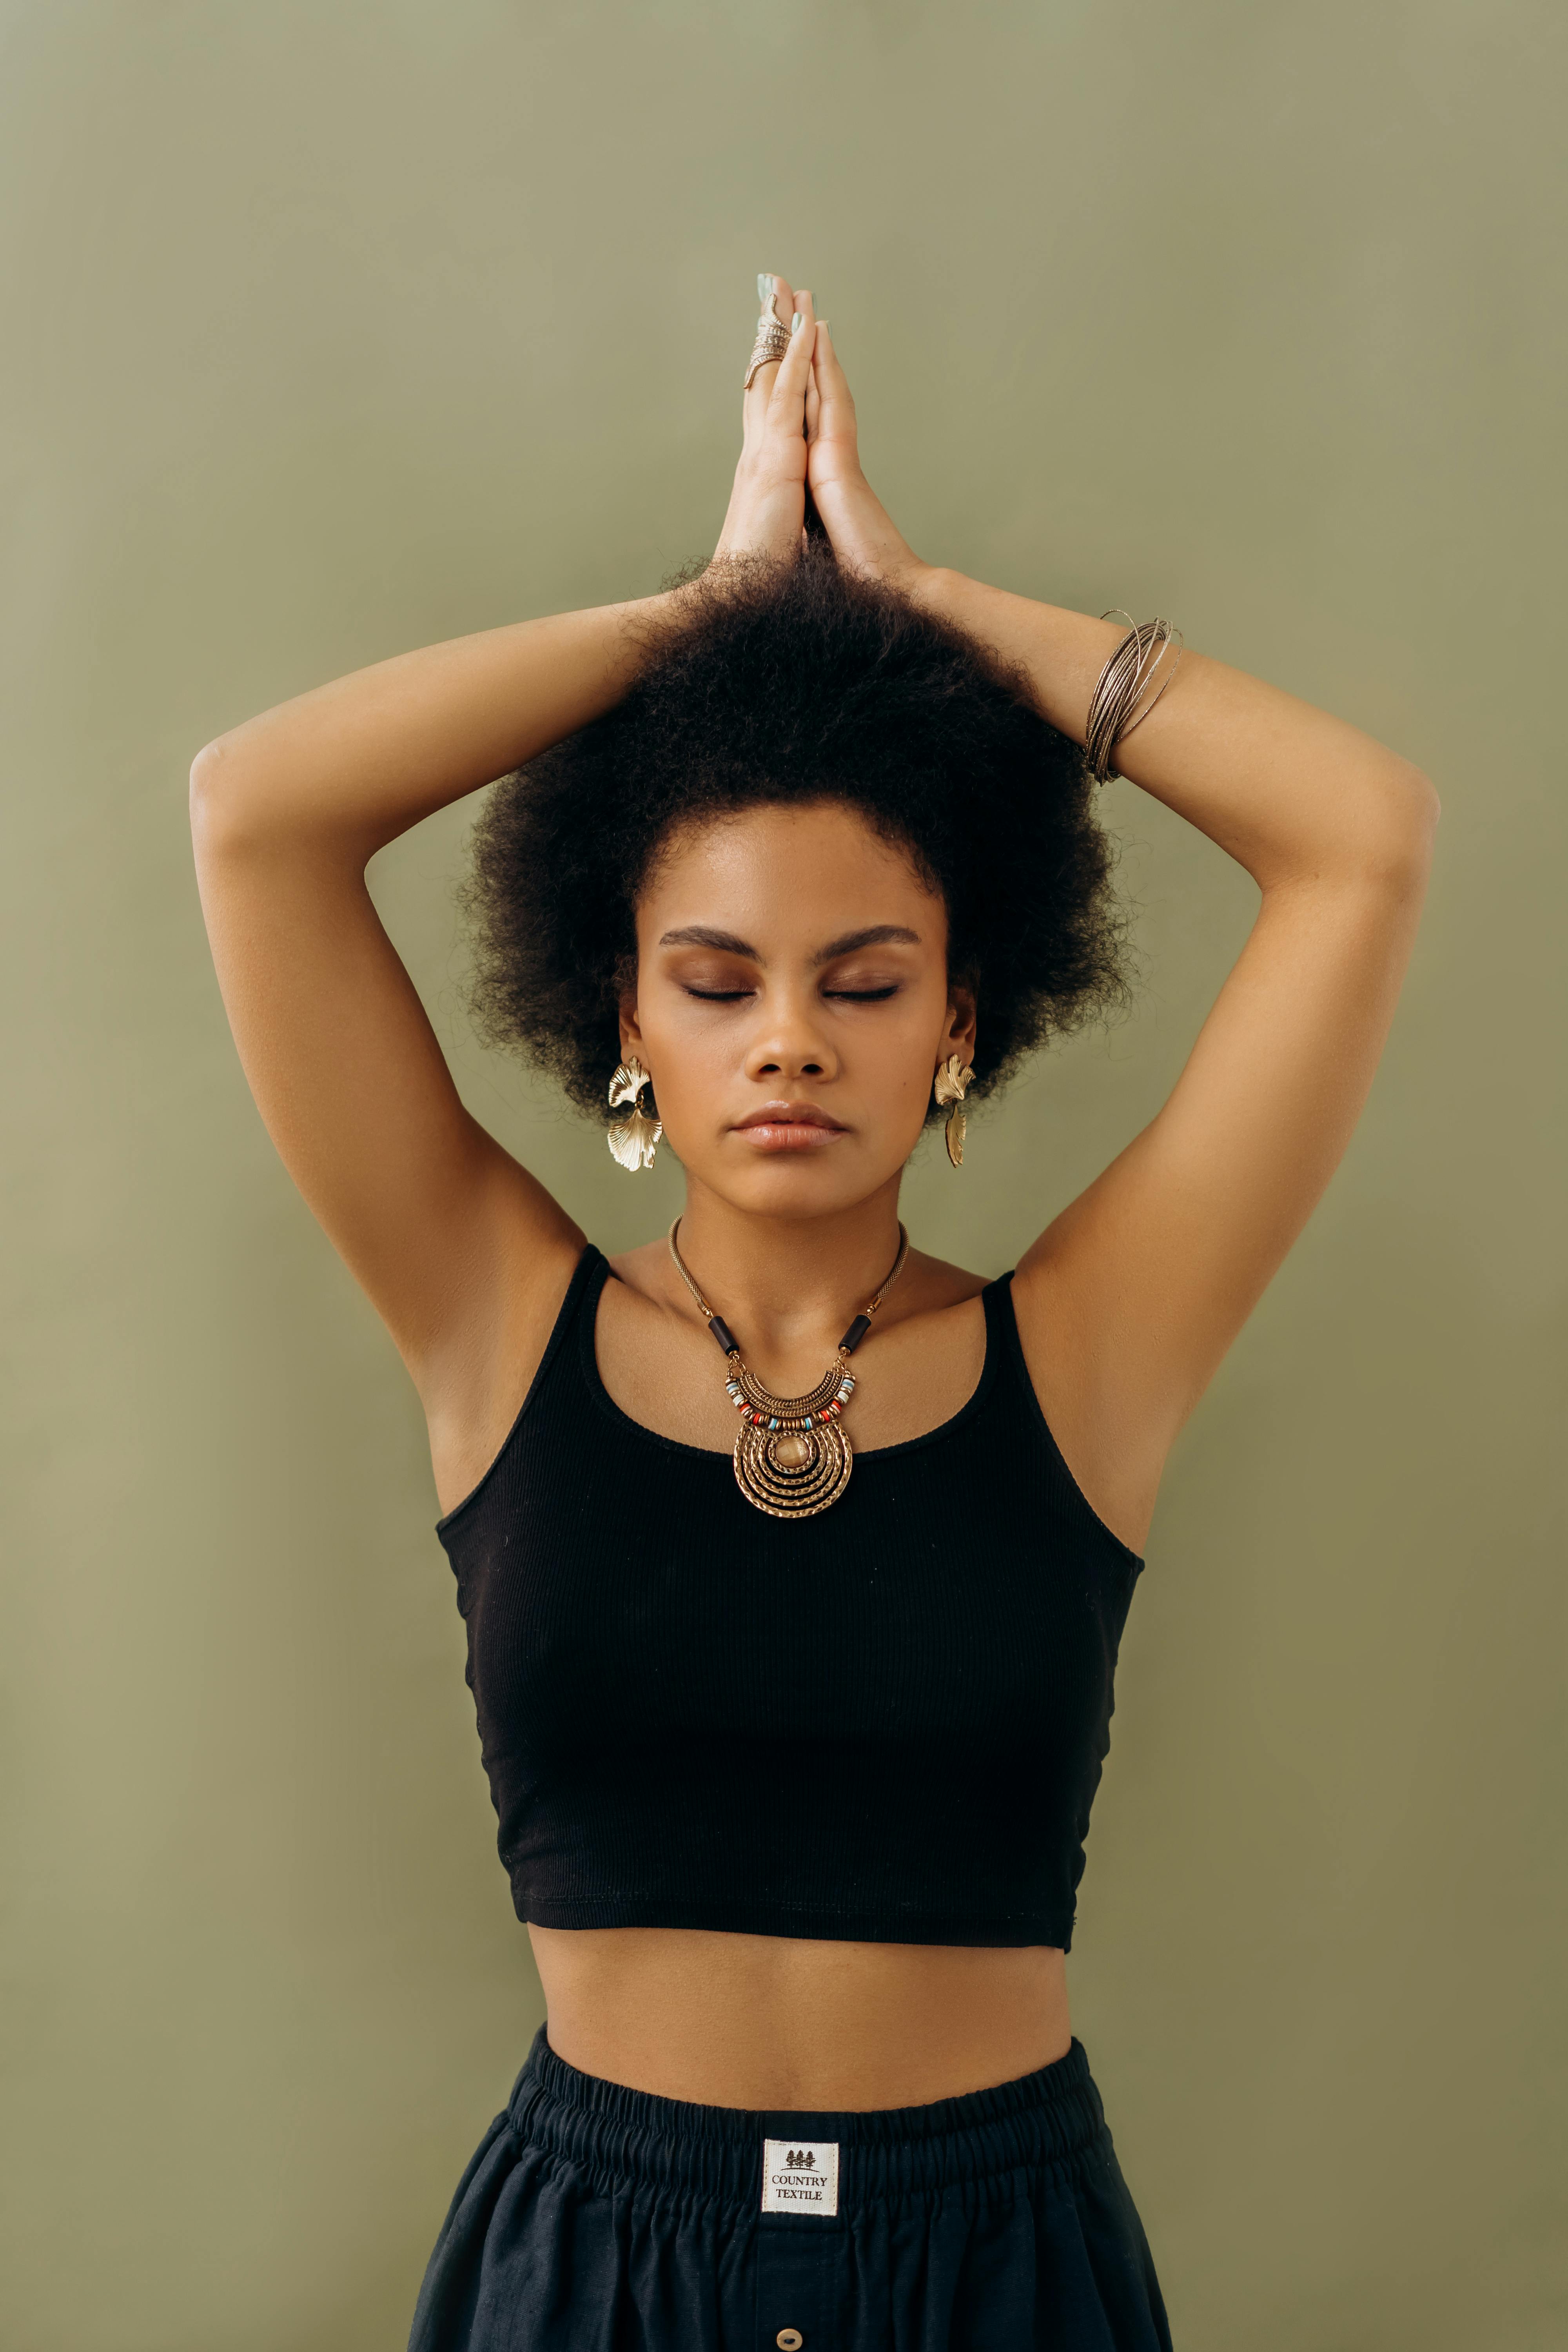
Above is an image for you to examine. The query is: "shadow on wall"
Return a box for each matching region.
[1073,1194,1563,2352]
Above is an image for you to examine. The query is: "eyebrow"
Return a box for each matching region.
[656,923,922,965]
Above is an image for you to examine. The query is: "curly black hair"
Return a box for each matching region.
[458,539,1133,1125]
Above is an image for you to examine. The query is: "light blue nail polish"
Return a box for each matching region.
[757,272,774,303]
[791,312,804,334]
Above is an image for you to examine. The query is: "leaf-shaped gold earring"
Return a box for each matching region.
[606,1057,662,1171]
[933,1053,973,1168]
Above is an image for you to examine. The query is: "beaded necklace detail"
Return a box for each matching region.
[666,1218,910,1520]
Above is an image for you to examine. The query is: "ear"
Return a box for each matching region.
[616,971,646,1065]
[942,979,978,1070]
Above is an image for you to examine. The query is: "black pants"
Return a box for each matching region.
[408,2025,1172,2350]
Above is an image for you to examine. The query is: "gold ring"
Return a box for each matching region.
[743,324,791,389]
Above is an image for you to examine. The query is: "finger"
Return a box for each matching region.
[806,319,830,440]
[742,270,796,432]
[811,318,858,445]
[765,286,815,438]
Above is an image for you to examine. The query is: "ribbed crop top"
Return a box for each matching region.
[434,1245,1146,1951]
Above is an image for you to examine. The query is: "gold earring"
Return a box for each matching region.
[607,1057,662,1171]
[933,1053,973,1167]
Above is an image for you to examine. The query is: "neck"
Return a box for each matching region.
[671,1177,907,1360]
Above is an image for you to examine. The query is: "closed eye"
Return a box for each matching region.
[681,981,902,1003]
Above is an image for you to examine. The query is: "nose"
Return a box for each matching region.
[742,986,839,1086]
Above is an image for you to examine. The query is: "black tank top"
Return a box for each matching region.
[435,1244,1145,1950]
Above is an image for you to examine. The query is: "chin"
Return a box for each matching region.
[705,1156,892,1218]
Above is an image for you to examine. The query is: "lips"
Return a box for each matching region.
[733,1103,847,1151]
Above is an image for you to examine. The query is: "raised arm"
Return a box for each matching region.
[806,321,1439,1553]
[189,278,821,1501]
[189,598,660,1410]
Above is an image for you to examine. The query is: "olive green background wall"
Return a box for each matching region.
[2,2,1562,2345]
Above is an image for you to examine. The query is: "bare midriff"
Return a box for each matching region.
[528,1925,1073,2111]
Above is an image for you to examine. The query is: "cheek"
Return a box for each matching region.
[869,987,951,1093]
[876,1044,942,1131]
[635,989,733,1096]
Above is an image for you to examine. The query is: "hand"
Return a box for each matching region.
[806,322,929,591]
[711,274,818,566]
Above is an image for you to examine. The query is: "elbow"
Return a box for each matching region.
[1271,759,1439,897]
[1361,759,1441,887]
[188,735,228,820]
[189,734,269,858]
[188,737,375,871]
[1396,758,1441,833]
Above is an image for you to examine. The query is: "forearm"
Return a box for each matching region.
[190,589,684,862]
[914,570,1439,888]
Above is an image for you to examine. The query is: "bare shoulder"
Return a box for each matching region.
[605,1234,682,1301]
[422,1204,588,1522]
[1009,1247,1162,1562]
[893,1247,992,1321]
[845,1248,992,1453]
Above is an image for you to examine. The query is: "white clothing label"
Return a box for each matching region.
[760,2137,840,2215]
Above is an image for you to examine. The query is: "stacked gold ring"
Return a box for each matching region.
[744,274,792,389]
[744,320,791,389]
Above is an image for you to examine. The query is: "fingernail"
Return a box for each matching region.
[757,272,775,302]
[792,312,806,335]
[818,319,830,334]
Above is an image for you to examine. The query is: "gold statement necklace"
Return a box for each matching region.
[666,1218,911,1520]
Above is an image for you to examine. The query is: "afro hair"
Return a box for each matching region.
[458,539,1133,1123]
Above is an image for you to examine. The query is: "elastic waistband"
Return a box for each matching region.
[505,2027,1109,2213]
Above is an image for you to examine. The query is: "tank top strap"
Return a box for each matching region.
[980,1265,1027,1388]
[432,1241,606,1538]
[545,1238,610,1382]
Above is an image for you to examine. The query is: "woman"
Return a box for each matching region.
[190,275,1438,2349]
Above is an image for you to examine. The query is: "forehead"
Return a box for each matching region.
[637,802,945,947]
